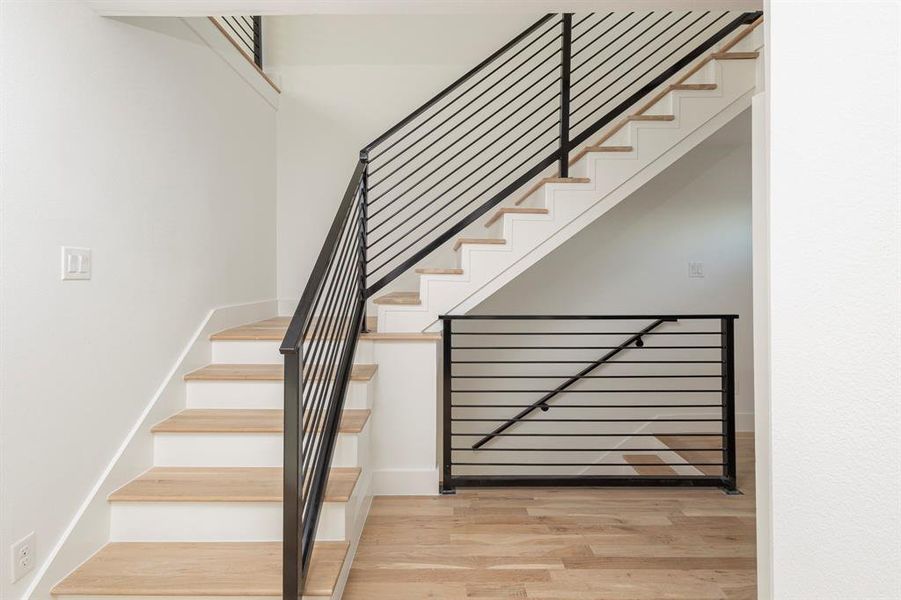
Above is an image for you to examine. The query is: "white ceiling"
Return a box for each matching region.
[87,0,762,17]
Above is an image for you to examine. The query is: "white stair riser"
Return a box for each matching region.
[153,431,364,468]
[109,500,348,542]
[212,339,374,365]
[186,379,373,410]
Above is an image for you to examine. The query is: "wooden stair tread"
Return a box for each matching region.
[211,316,435,341]
[109,466,361,503]
[184,363,378,382]
[453,237,506,251]
[711,51,759,60]
[372,291,421,306]
[485,206,549,227]
[51,540,348,597]
[514,176,590,206]
[624,454,678,476]
[416,267,464,275]
[152,408,371,434]
[670,83,717,91]
[628,114,675,121]
[655,435,723,476]
[586,145,634,153]
[212,316,377,341]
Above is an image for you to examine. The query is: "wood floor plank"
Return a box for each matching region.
[343,438,756,600]
[108,466,360,503]
[152,408,371,434]
[51,541,348,597]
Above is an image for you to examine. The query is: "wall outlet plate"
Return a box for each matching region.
[688,261,705,278]
[61,246,91,280]
[10,532,35,583]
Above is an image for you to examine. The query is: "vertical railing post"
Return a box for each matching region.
[721,316,738,493]
[440,317,455,494]
[252,16,263,67]
[358,152,369,333]
[558,13,573,178]
[282,350,302,599]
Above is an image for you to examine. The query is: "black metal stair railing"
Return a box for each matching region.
[281,10,759,597]
[440,315,739,493]
[214,16,264,67]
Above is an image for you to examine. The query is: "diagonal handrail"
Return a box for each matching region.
[471,318,676,449]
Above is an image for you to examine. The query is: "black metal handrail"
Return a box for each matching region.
[281,10,759,596]
[441,315,739,493]
[280,160,367,597]
[215,16,263,67]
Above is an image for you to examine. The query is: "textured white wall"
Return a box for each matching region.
[767,1,901,597]
[474,112,755,427]
[0,3,277,597]
[265,14,535,311]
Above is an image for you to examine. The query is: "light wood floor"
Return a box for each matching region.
[344,435,756,600]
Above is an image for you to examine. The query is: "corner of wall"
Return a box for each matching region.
[24,299,277,600]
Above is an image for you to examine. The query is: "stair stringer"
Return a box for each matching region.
[375,51,759,333]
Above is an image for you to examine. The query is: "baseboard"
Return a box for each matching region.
[371,467,439,496]
[26,300,277,600]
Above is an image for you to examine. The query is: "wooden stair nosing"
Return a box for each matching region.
[372,291,421,306]
[152,408,371,435]
[108,466,361,504]
[711,51,759,60]
[628,114,676,122]
[484,206,549,228]
[50,540,348,597]
[184,363,378,382]
[452,237,507,251]
[669,83,717,91]
[212,316,378,341]
[415,267,464,275]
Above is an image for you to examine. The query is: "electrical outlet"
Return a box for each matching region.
[10,533,35,582]
[688,261,704,278]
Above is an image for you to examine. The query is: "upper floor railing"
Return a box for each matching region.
[212,15,263,67]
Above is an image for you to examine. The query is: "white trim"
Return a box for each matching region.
[371,467,439,496]
[181,18,280,110]
[26,300,277,600]
[88,1,762,16]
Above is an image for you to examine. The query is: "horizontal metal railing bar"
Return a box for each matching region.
[567,11,758,149]
[452,374,721,378]
[368,38,563,181]
[281,161,365,353]
[450,331,721,335]
[366,130,560,275]
[453,432,724,437]
[571,12,613,46]
[452,360,724,364]
[451,389,721,393]
[367,88,561,223]
[367,72,561,202]
[452,417,723,422]
[365,150,560,295]
[572,12,598,31]
[571,12,665,78]
[442,315,739,320]
[571,11,645,70]
[446,475,728,487]
[452,404,723,408]
[452,461,724,466]
[364,13,557,154]
[452,447,723,452]
[451,345,721,350]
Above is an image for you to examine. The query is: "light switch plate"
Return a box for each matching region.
[61,247,91,280]
[688,261,704,278]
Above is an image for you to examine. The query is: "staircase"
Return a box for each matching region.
[50,10,763,600]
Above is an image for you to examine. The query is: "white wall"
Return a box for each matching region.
[0,3,277,597]
[765,1,901,598]
[474,110,755,427]
[266,14,536,311]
